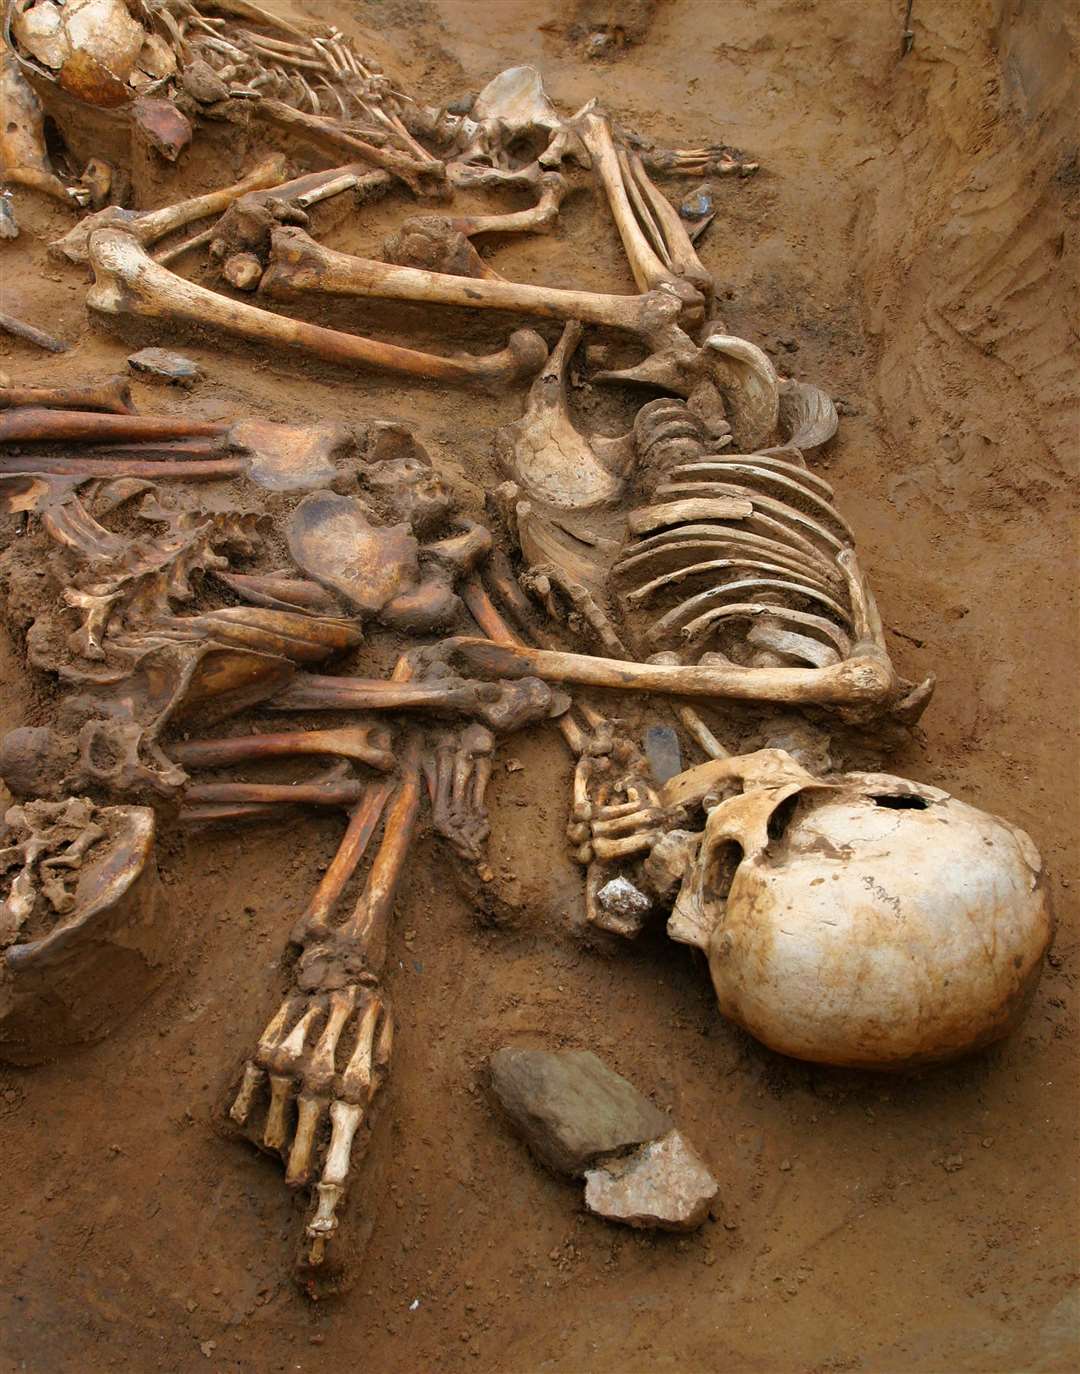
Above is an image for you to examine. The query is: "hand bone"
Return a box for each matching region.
[85,228,548,390]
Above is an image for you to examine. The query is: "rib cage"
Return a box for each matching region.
[616,399,859,669]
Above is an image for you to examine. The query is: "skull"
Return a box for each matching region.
[663,751,1052,1069]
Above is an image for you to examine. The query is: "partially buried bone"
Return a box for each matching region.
[442,66,590,172]
[48,153,289,264]
[0,796,175,1065]
[423,723,496,873]
[86,228,548,390]
[0,378,134,414]
[383,171,568,279]
[654,750,1053,1069]
[260,225,702,335]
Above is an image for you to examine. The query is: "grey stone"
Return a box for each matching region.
[584,1129,718,1231]
[127,348,202,388]
[489,1047,670,1177]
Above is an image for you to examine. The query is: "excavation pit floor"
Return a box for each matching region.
[0,1,1077,1371]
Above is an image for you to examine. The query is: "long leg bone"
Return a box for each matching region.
[0,380,134,414]
[171,726,395,774]
[0,410,225,445]
[86,229,548,391]
[49,154,290,265]
[260,226,699,335]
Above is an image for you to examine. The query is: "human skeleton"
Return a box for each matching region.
[0,6,1051,1299]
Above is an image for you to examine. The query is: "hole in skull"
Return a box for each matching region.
[870,793,930,810]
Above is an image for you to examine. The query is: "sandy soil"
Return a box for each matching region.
[0,1,1077,1371]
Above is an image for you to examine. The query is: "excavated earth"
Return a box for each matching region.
[0,1,1077,1370]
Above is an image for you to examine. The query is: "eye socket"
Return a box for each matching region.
[766,792,800,841]
[704,838,743,901]
[870,794,930,810]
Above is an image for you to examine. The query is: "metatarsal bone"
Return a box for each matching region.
[50,155,289,264]
[320,1100,363,1188]
[261,225,691,336]
[86,229,547,391]
[286,1095,327,1187]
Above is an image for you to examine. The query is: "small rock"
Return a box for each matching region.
[489,1047,670,1176]
[505,758,523,773]
[679,183,715,222]
[132,97,193,162]
[199,1340,216,1358]
[942,1153,965,1173]
[181,57,230,105]
[584,1129,719,1232]
[644,723,682,783]
[779,1159,792,1172]
[596,876,651,936]
[128,348,202,389]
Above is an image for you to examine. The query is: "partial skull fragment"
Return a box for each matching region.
[0,797,172,1064]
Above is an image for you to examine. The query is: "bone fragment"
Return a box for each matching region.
[0,310,69,354]
[86,229,547,390]
[127,348,203,389]
[49,154,289,264]
[0,379,133,414]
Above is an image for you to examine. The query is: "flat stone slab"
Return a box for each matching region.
[489,1047,670,1177]
[584,1129,719,1231]
[127,348,202,388]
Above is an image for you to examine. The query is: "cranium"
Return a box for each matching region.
[660,750,1052,1070]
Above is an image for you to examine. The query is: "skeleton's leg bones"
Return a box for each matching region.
[86,229,548,391]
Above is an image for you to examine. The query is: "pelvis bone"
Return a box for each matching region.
[656,750,1052,1070]
[0,796,172,1065]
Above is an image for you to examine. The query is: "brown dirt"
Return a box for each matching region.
[1,1,1078,1371]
